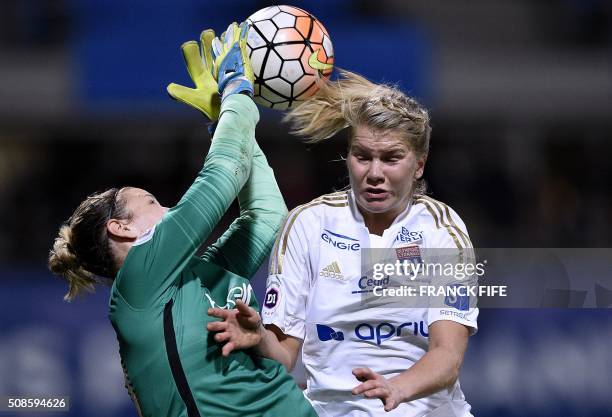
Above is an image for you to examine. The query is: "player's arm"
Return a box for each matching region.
[353,204,478,411]
[257,324,302,371]
[169,20,284,280]
[201,139,288,279]
[258,206,313,369]
[352,321,469,411]
[207,301,302,370]
[208,205,312,368]
[117,24,256,305]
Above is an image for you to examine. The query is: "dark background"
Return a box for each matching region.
[1,1,611,416]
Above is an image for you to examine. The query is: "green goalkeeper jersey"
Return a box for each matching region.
[108,95,316,417]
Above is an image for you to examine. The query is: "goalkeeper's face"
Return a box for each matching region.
[117,187,169,237]
[347,126,424,218]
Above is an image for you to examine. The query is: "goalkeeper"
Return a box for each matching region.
[48,22,317,417]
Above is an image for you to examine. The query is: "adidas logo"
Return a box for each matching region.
[320,261,344,281]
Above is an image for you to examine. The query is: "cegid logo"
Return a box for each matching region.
[355,321,428,345]
[321,229,360,251]
[351,276,390,294]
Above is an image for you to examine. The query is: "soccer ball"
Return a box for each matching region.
[246,5,334,110]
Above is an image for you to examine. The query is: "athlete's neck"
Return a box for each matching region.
[360,203,409,236]
[108,238,135,272]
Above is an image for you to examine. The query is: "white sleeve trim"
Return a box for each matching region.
[133,225,156,246]
[428,307,479,336]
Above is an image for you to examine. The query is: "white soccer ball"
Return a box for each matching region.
[246,5,334,110]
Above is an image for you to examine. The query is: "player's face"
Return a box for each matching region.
[347,126,424,219]
[118,187,168,235]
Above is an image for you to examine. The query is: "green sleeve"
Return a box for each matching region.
[201,139,288,279]
[115,95,259,307]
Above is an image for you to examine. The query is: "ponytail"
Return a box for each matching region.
[48,225,99,301]
[48,188,129,301]
[284,70,431,160]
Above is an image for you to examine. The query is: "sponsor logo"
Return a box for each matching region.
[355,321,428,345]
[444,284,469,311]
[440,310,469,320]
[395,245,423,279]
[205,283,253,309]
[308,50,334,71]
[264,277,281,313]
[316,324,344,341]
[316,321,428,345]
[264,288,279,309]
[320,261,344,281]
[352,275,390,294]
[395,227,423,244]
[395,245,422,261]
[321,229,361,251]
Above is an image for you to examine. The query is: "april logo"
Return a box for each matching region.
[355,321,428,345]
[316,324,344,341]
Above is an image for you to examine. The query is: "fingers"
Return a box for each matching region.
[239,21,250,42]
[352,368,381,395]
[180,41,205,83]
[238,21,250,53]
[351,369,399,411]
[224,22,238,50]
[352,367,376,381]
[211,37,223,61]
[206,321,227,332]
[237,22,254,83]
[352,379,379,396]
[166,83,197,102]
[383,399,397,412]
[235,300,261,328]
[363,387,387,399]
[235,299,254,316]
[214,331,231,344]
[199,29,216,72]
[221,341,236,357]
[207,307,231,319]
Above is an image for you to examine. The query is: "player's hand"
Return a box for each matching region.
[211,22,254,101]
[207,300,262,357]
[352,367,403,412]
[167,29,221,121]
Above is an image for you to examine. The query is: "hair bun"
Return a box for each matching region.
[48,225,81,275]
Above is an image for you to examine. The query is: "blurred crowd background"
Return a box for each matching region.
[1,1,611,416]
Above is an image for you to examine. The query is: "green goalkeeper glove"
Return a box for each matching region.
[167,29,221,121]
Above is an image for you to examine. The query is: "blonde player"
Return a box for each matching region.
[208,71,478,417]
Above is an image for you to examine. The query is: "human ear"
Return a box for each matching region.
[107,219,138,240]
[415,157,426,179]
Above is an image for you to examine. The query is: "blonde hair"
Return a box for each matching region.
[49,225,98,301]
[284,70,431,158]
[285,70,431,194]
[48,188,129,301]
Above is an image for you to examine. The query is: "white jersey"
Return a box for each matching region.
[262,190,478,417]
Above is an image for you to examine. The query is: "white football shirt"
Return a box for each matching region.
[262,190,478,417]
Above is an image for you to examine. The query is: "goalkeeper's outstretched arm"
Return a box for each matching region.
[201,136,287,279]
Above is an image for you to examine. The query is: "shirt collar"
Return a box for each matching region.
[348,188,413,231]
